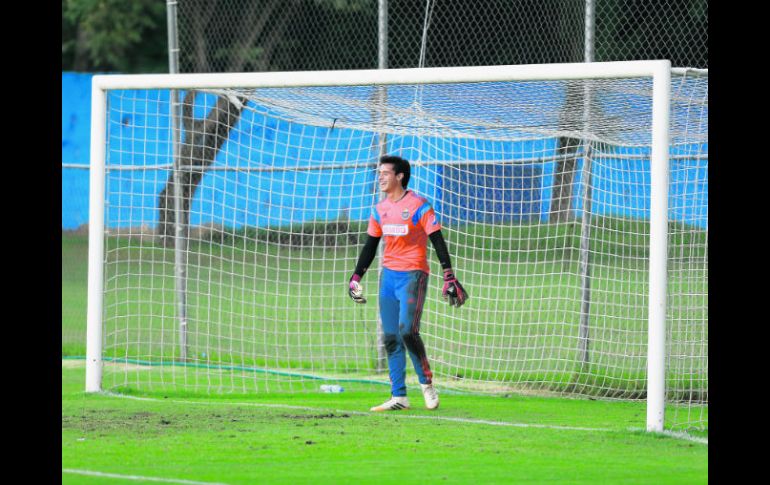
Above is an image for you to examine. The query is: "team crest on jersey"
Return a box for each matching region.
[401,209,410,220]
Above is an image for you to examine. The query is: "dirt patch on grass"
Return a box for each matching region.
[281,413,352,420]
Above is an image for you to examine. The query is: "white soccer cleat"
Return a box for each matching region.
[370,396,410,412]
[421,383,439,410]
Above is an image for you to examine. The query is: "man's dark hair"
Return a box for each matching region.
[380,155,410,188]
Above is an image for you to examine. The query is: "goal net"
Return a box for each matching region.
[86,62,707,433]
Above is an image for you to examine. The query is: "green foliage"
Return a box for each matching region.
[62,0,168,72]
[60,0,708,74]
[594,0,708,68]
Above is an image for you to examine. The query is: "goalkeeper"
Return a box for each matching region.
[348,155,467,412]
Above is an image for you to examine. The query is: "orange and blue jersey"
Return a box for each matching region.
[367,190,439,395]
[366,190,441,274]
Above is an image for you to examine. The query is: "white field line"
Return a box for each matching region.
[627,428,709,445]
[101,392,707,444]
[62,468,230,485]
[662,430,708,445]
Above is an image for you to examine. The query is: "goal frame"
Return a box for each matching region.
[85,60,672,432]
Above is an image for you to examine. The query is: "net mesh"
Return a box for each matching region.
[98,72,706,431]
[174,0,707,72]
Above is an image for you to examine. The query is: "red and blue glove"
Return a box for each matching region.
[349,274,367,304]
[442,269,468,307]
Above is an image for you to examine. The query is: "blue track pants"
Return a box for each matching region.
[379,267,434,397]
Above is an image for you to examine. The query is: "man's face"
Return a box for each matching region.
[378,163,402,194]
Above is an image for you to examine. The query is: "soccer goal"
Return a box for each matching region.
[85,61,707,434]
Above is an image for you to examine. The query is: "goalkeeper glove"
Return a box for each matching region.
[348,274,367,304]
[442,269,468,307]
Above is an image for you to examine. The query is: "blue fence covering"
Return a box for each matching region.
[62,73,707,231]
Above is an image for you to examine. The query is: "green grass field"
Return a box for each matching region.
[62,222,707,483]
[62,361,707,484]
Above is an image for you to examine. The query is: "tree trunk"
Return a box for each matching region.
[550,137,579,223]
[158,91,247,246]
[190,0,218,72]
[550,81,584,223]
[72,26,90,71]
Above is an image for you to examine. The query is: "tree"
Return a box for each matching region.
[550,82,586,224]
[178,0,305,73]
[157,91,248,246]
[174,0,380,73]
[596,0,708,68]
[62,0,167,72]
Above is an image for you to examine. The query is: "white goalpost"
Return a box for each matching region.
[85,61,707,434]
